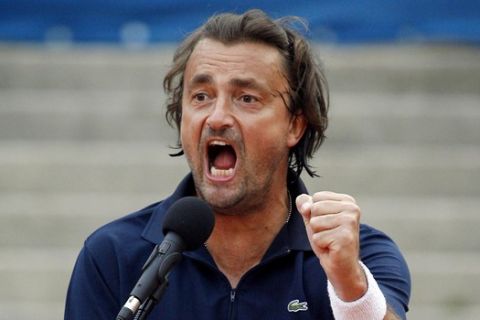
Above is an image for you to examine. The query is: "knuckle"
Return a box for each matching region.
[309,216,320,227]
[346,214,360,229]
[312,191,327,202]
[338,210,360,229]
[344,202,361,216]
[340,227,357,244]
[309,216,327,232]
[345,194,357,204]
[310,201,325,215]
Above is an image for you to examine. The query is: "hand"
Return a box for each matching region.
[296,191,367,302]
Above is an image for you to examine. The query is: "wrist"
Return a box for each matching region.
[327,261,387,320]
[327,261,368,301]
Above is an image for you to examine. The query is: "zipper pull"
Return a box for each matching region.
[230,289,236,302]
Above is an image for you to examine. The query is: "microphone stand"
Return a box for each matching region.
[116,242,183,320]
[133,278,169,320]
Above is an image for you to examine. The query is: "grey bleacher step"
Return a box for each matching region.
[328,92,480,145]
[321,44,480,94]
[0,88,171,142]
[360,196,480,252]
[306,142,479,197]
[0,193,160,249]
[1,45,479,93]
[0,45,174,90]
[0,302,64,320]
[408,304,480,320]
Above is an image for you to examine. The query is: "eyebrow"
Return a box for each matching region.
[229,78,268,92]
[187,73,268,92]
[188,74,214,88]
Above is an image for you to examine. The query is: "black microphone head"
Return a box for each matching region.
[162,197,215,251]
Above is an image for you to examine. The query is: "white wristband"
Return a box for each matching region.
[327,261,387,320]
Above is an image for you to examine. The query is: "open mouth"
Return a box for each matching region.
[207,140,237,178]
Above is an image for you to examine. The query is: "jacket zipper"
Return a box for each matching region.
[227,289,236,320]
[190,246,292,319]
[187,253,239,320]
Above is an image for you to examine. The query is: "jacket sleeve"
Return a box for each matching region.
[360,225,411,320]
[64,244,120,320]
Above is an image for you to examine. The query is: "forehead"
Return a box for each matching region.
[184,38,288,89]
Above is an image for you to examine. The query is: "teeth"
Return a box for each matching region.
[210,140,227,146]
[211,166,234,177]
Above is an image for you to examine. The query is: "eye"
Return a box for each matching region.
[193,93,208,102]
[239,95,258,104]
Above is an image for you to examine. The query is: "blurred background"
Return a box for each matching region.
[0,1,479,319]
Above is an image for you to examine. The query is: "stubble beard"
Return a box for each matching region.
[194,163,273,216]
[184,128,287,217]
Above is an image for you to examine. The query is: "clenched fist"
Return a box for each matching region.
[296,191,368,302]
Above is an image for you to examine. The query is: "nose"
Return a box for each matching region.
[206,96,234,130]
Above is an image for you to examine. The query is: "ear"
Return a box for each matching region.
[287,114,307,148]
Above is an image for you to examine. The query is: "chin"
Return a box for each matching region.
[200,186,244,212]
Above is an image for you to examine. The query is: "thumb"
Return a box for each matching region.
[296,194,313,223]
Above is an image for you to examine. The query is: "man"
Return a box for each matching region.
[65,9,410,320]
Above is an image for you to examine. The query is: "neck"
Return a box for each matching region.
[205,188,291,288]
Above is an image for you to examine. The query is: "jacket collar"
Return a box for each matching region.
[142,173,312,252]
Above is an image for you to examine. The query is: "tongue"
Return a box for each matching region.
[213,149,236,169]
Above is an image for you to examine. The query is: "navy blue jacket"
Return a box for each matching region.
[65,174,410,319]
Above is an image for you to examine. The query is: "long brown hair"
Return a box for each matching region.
[163,9,329,180]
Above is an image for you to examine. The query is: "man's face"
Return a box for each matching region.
[180,38,305,214]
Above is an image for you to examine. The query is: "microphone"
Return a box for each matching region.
[116,197,215,320]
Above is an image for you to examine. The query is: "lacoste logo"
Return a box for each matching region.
[287,299,308,312]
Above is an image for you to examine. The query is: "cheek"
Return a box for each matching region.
[180,109,204,150]
[180,111,193,149]
[243,120,291,156]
